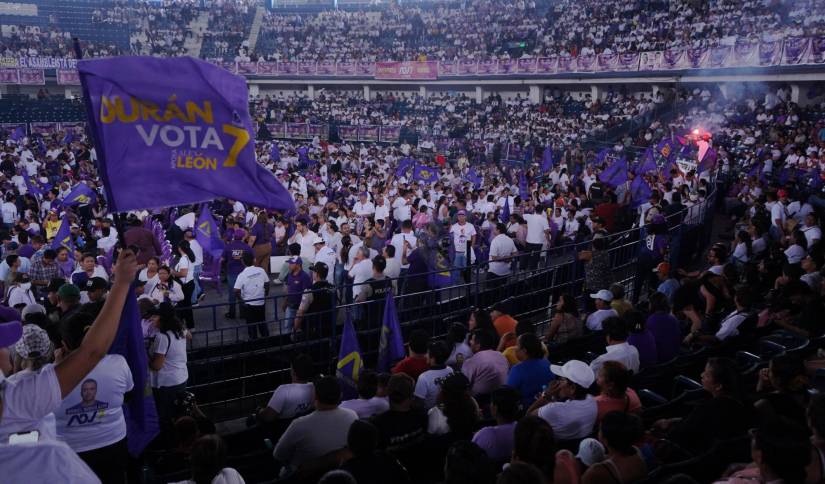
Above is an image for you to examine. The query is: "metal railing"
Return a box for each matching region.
[179,185,719,421]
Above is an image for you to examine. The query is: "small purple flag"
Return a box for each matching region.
[656,138,677,162]
[630,175,652,208]
[195,205,225,261]
[634,148,657,176]
[541,146,554,173]
[336,311,363,400]
[499,196,510,224]
[25,177,44,197]
[11,126,25,141]
[377,291,405,372]
[77,56,296,213]
[51,215,74,251]
[60,132,73,146]
[413,163,440,184]
[395,157,414,177]
[467,168,482,189]
[61,182,97,207]
[697,146,717,174]
[599,157,628,188]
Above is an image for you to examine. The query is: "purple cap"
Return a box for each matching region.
[0,320,22,348]
[456,210,467,216]
[0,305,20,323]
[288,256,303,265]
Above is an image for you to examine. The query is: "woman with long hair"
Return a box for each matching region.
[149,302,189,432]
[173,241,196,329]
[545,293,582,344]
[732,230,753,266]
[594,361,642,423]
[147,265,185,305]
[428,372,479,440]
[248,211,274,274]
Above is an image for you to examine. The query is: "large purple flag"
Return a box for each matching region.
[697,146,717,174]
[377,291,405,372]
[77,56,295,214]
[656,138,677,162]
[467,168,482,189]
[630,176,652,208]
[109,286,160,456]
[599,157,628,187]
[413,163,440,184]
[395,157,414,177]
[634,148,657,175]
[195,205,224,261]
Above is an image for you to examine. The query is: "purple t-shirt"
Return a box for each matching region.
[472,422,516,462]
[16,244,34,259]
[628,329,658,369]
[286,270,312,307]
[223,241,253,277]
[646,312,683,364]
[250,223,273,246]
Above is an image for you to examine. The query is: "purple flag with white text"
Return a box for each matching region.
[77,56,295,213]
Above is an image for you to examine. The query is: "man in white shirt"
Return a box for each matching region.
[413,341,454,409]
[348,246,373,301]
[487,222,517,286]
[392,191,412,222]
[684,287,752,345]
[801,213,822,248]
[524,206,550,269]
[312,236,337,285]
[2,194,18,229]
[390,220,417,272]
[288,219,318,263]
[257,354,315,423]
[382,245,401,294]
[272,376,358,478]
[234,253,270,339]
[589,317,641,374]
[585,290,619,331]
[353,192,375,218]
[527,360,598,441]
[374,195,390,223]
[449,210,477,277]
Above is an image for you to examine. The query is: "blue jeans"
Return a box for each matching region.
[226,273,238,316]
[282,306,297,335]
[452,252,467,281]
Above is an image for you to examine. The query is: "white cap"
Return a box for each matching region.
[550,360,595,389]
[589,289,613,302]
[21,303,46,319]
[576,438,606,466]
[311,236,325,245]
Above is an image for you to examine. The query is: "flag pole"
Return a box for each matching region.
[73,37,127,248]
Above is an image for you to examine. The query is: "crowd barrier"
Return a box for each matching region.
[180,185,718,422]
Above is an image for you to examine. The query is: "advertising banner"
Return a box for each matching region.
[374,61,438,80]
[56,68,81,84]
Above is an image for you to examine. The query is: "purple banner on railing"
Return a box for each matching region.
[496,59,515,75]
[29,122,60,134]
[708,45,731,68]
[18,68,44,85]
[809,36,825,64]
[783,37,809,65]
[536,56,556,73]
[338,125,359,141]
[557,56,574,73]
[661,49,684,70]
[379,126,401,143]
[336,61,356,76]
[357,61,374,76]
[317,60,336,75]
[477,59,497,75]
[516,58,536,74]
[278,62,298,75]
[438,60,459,76]
[286,123,309,139]
[298,61,317,75]
[237,61,257,75]
[596,53,615,72]
[375,61,437,80]
[56,68,80,85]
[257,61,278,74]
[458,59,478,75]
[267,123,285,139]
[758,40,782,66]
[0,68,19,84]
[359,125,379,142]
[576,53,596,72]
[59,121,86,134]
[308,124,328,140]
[686,47,707,68]
[616,52,640,71]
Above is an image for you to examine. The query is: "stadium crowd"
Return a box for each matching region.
[0,75,823,484]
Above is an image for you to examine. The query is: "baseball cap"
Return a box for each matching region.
[309,261,329,278]
[456,210,467,216]
[288,256,303,265]
[653,262,671,276]
[57,283,81,299]
[576,438,606,466]
[21,303,46,320]
[589,289,613,302]
[14,324,51,359]
[85,277,108,292]
[0,320,22,348]
[0,304,20,323]
[311,236,325,245]
[550,360,595,389]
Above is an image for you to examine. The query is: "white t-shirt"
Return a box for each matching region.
[313,246,337,284]
[0,364,62,444]
[2,202,18,224]
[524,213,550,244]
[188,239,203,267]
[150,331,189,388]
[715,310,748,341]
[0,439,102,484]
[784,244,806,264]
[488,233,517,276]
[234,266,268,306]
[55,354,133,453]
[537,395,598,441]
[7,286,36,309]
[450,223,477,253]
[447,342,472,368]
[265,382,314,419]
[339,396,389,418]
[414,367,454,409]
[175,256,194,284]
[585,308,618,331]
[349,258,373,299]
